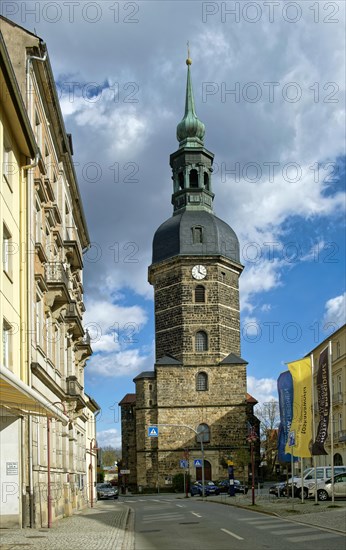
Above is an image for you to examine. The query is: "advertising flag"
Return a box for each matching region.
[277,371,298,462]
[285,358,312,457]
[312,347,330,455]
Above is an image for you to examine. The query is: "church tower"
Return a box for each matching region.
[121,55,256,490]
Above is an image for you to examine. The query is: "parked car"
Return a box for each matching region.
[190,481,220,496]
[96,482,118,500]
[286,466,346,499]
[309,472,346,501]
[269,482,286,497]
[217,479,248,494]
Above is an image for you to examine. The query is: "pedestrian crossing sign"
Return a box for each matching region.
[194,459,202,467]
[148,426,159,437]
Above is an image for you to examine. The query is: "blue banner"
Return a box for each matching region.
[277,371,298,462]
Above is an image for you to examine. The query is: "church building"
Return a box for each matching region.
[120,55,259,490]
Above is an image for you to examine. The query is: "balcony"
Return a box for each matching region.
[65,301,84,338]
[66,375,86,412]
[332,392,343,405]
[44,262,70,309]
[75,331,92,363]
[64,226,83,269]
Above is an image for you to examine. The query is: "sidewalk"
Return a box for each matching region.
[206,492,346,533]
[0,501,131,550]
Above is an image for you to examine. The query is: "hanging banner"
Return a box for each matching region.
[285,358,312,457]
[312,346,330,455]
[277,371,298,462]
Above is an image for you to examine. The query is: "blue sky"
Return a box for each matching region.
[5,0,345,448]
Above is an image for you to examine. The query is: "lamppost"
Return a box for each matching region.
[89,438,98,508]
[247,427,258,506]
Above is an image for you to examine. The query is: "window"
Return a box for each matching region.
[3,137,12,188]
[336,340,341,358]
[35,199,42,243]
[35,110,42,150]
[192,226,203,244]
[178,172,184,189]
[2,319,12,369]
[195,285,205,303]
[196,372,208,391]
[2,224,12,277]
[196,423,210,443]
[204,172,209,190]
[195,331,208,352]
[220,271,226,282]
[36,294,43,348]
[189,169,198,188]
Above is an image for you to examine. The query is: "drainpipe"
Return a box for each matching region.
[25,45,46,528]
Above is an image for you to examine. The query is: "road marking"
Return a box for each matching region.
[221,528,244,541]
[255,522,290,530]
[270,528,316,535]
[176,504,184,508]
[152,499,161,502]
[238,517,283,522]
[288,533,340,542]
[191,512,202,518]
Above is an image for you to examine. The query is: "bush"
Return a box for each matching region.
[172,473,190,492]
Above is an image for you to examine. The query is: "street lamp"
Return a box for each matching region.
[247,427,258,506]
[89,438,98,508]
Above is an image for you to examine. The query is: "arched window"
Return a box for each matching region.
[196,423,210,443]
[195,285,205,303]
[196,372,208,391]
[192,226,203,243]
[204,172,209,190]
[195,331,208,352]
[189,169,198,188]
[178,172,184,189]
[334,453,343,466]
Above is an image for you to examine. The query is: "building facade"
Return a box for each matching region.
[120,57,259,490]
[310,324,346,467]
[0,17,99,528]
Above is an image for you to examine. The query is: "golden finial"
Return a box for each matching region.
[186,41,192,65]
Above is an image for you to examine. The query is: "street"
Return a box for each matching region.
[126,495,346,550]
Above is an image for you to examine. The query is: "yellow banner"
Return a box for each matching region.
[285,358,312,457]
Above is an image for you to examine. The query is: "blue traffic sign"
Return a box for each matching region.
[148,426,159,437]
[179,460,188,468]
[194,459,202,467]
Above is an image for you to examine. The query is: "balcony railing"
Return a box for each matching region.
[45,262,69,287]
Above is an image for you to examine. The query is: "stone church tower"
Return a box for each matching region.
[120,57,257,490]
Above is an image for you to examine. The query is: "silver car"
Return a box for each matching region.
[311,472,346,501]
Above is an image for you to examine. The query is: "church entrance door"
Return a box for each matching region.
[196,460,212,481]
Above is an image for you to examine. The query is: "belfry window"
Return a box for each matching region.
[189,169,198,188]
[195,331,208,352]
[204,172,209,190]
[196,423,210,443]
[192,226,203,244]
[195,285,205,303]
[178,172,184,189]
[196,372,208,391]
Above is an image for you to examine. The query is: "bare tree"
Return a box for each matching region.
[255,401,280,475]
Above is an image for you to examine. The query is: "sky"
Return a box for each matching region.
[4,0,345,449]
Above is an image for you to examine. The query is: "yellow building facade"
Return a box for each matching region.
[1,17,99,528]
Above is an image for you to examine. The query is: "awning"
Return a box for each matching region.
[0,366,69,425]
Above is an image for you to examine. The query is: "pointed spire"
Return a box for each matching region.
[176,49,205,148]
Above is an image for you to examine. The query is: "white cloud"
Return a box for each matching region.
[87,349,151,378]
[240,259,283,312]
[247,375,278,406]
[96,428,121,449]
[323,292,346,328]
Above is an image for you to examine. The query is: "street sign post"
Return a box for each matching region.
[179,460,188,469]
[193,459,202,467]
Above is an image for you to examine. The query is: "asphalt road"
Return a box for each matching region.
[124,494,346,550]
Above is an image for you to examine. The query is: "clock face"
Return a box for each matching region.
[192,265,207,280]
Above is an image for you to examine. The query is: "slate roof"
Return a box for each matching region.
[220,353,248,365]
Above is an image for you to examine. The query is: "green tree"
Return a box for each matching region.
[100,446,121,467]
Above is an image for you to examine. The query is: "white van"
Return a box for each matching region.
[287,466,346,498]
